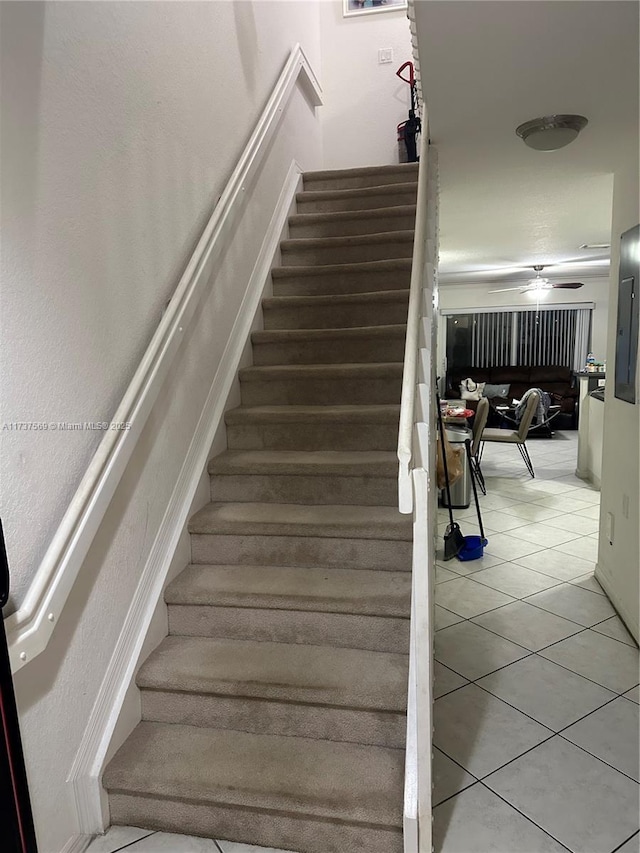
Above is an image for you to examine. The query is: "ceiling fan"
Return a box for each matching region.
[489,265,584,294]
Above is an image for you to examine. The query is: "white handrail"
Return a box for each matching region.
[397,128,430,513]
[401,6,438,852]
[400,144,439,853]
[5,44,322,673]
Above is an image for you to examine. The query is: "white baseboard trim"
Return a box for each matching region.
[595,562,640,644]
[575,467,601,489]
[67,160,303,834]
[60,835,92,853]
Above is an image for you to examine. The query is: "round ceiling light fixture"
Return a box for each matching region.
[516,114,588,151]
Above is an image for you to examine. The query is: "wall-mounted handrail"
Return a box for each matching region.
[4,44,322,674]
[397,127,430,513]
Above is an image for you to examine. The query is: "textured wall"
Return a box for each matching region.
[597,156,640,642]
[0,0,321,611]
[1,3,322,851]
[320,1,413,169]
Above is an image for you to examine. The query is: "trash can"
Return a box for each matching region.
[440,427,471,509]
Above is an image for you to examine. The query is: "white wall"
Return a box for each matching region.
[585,395,604,487]
[436,277,610,377]
[320,0,413,169]
[577,388,605,488]
[1,3,322,851]
[0,0,321,613]
[596,155,640,643]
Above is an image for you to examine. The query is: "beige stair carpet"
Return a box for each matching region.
[103,161,418,853]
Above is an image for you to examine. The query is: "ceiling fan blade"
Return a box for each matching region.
[551,282,584,289]
[488,286,527,293]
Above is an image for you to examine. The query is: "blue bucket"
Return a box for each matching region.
[457,535,488,562]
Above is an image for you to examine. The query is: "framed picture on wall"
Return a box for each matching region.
[343,0,408,17]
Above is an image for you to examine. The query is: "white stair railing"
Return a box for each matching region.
[398,125,439,853]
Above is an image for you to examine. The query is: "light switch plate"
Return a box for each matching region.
[378,48,393,64]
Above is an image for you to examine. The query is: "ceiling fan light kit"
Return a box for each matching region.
[516,114,588,151]
[488,265,585,294]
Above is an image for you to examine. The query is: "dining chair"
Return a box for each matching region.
[479,390,540,478]
[470,397,490,494]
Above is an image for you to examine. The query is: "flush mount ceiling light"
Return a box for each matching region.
[516,114,588,151]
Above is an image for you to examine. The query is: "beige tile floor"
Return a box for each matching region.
[435,430,640,853]
[88,433,639,853]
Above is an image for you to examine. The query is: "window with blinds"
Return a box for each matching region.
[471,311,513,367]
[445,307,591,370]
[517,309,577,366]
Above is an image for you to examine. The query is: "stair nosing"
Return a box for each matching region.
[207,449,398,477]
[262,289,410,309]
[288,205,416,226]
[280,230,414,250]
[303,163,418,182]
[238,363,403,381]
[251,324,407,344]
[225,404,400,423]
[140,686,407,717]
[271,258,412,278]
[296,181,418,203]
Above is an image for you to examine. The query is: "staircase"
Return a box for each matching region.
[103,163,419,853]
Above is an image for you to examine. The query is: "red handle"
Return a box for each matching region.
[396,61,414,85]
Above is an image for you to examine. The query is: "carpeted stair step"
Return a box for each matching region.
[271,259,412,297]
[188,501,412,541]
[208,449,398,505]
[165,563,410,652]
[103,160,416,853]
[251,325,407,366]
[262,289,409,330]
[288,205,416,239]
[225,404,400,451]
[103,722,404,853]
[303,162,418,192]
[137,636,408,747]
[295,182,418,214]
[281,231,413,266]
[238,363,403,407]
[188,502,412,570]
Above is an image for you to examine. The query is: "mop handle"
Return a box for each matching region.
[435,392,456,529]
[465,439,485,541]
[396,61,415,85]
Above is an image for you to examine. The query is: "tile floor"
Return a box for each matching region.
[88,432,639,853]
[87,827,292,853]
[434,430,640,853]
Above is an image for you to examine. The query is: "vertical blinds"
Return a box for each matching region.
[517,309,577,366]
[471,312,512,367]
[458,307,591,369]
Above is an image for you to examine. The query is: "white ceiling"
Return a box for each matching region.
[414,0,639,285]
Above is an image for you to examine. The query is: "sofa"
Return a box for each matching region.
[445,365,578,428]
